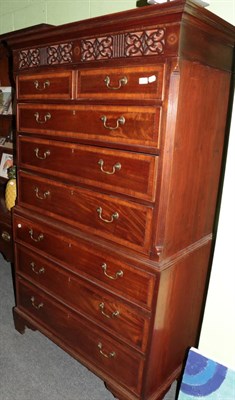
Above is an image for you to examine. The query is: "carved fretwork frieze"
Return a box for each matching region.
[16,28,169,69]
[18,42,73,69]
[18,48,40,69]
[81,29,166,61]
[125,29,165,57]
[47,43,73,65]
[81,36,113,61]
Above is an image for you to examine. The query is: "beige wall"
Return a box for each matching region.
[0,0,234,369]
[0,0,137,33]
[0,0,234,33]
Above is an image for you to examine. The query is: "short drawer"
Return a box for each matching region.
[17,103,161,149]
[15,246,150,351]
[17,71,74,99]
[16,278,144,395]
[18,171,153,253]
[78,65,164,100]
[18,136,158,202]
[14,214,156,310]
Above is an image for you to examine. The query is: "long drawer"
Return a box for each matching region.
[18,171,153,253]
[17,103,161,149]
[16,245,150,351]
[16,278,144,395]
[14,214,156,310]
[18,136,158,202]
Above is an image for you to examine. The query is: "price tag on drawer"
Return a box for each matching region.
[139,77,148,85]
[139,75,157,84]
[148,75,157,83]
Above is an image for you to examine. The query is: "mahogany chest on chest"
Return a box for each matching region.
[9,1,235,399]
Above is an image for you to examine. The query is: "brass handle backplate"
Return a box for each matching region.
[31,296,44,310]
[34,187,50,200]
[104,75,128,90]
[33,79,50,91]
[96,207,119,223]
[99,302,120,319]
[34,147,51,160]
[101,115,125,130]
[98,342,116,359]
[29,229,44,242]
[34,112,51,124]
[98,159,121,175]
[101,263,123,280]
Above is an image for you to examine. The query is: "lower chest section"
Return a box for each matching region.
[14,211,158,397]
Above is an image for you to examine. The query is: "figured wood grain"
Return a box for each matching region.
[16,247,150,352]
[18,136,159,201]
[154,59,232,259]
[18,171,154,253]
[16,279,145,395]
[78,65,164,100]
[17,71,74,99]
[17,103,161,149]
[14,217,156,310]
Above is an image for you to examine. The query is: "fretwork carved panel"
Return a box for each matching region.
[16,29,166,69]
[47,43,73,64]
[19,48,40,69]
[81,36,113,61]
[81,29,166,61]
[18,42,73,69]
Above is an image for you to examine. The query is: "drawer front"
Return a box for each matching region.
[17,71,74,99]
[78,65,164,100]
[14,215,155,309]
[17,278,144,394]
[0,221,13,262]
[16,246,150,351]
[18,136,158,202]
[18,172,153,253]
[17,104,161,149]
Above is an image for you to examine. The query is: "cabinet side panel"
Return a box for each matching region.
[158,60,231,258]
[144,242,212,397]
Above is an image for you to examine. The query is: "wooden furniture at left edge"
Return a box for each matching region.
[7,2,235,400]
[0,25,52,263]
[0,35,14,262]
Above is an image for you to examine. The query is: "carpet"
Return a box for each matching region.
[0,255,177,400]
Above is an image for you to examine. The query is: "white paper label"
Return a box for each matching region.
[139,75,157,85]
[148,75,157,83]
[139,77,148,85]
